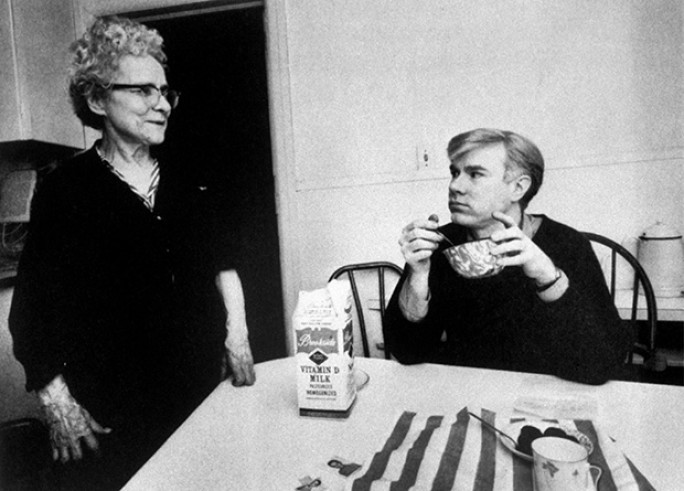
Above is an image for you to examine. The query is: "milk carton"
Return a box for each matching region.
[293,279,356,417]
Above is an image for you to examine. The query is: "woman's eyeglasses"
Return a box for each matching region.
[108,83,181,109]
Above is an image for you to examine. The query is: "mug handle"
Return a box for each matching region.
[589,465,603,489]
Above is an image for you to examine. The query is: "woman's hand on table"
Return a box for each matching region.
[224,331,256,387]
[216,269,255,386]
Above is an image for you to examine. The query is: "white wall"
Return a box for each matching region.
[283,0,683,298]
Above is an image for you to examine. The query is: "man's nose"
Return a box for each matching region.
[449,174,467,194]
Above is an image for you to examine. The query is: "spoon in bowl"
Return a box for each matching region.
[436,231,456,248]
[428,214,456,247]
[467,411,518,447]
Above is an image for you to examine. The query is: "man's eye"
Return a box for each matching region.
[140,86,156,97]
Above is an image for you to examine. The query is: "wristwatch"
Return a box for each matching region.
[536,267,562,293]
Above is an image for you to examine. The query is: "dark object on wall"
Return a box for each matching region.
[0,170,35,261]
[0,141,78,273]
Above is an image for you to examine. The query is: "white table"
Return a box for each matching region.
[123,357,684,490]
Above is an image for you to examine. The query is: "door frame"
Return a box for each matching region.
[262,0,299,354]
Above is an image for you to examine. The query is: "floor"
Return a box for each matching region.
[639,366,684,386]
[635,321,683,386]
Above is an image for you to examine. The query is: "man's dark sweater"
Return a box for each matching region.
[384,215,634,384]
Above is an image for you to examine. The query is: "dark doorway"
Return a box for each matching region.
[139,6,286,362]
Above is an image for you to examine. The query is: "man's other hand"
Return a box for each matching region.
[490,211,556,283]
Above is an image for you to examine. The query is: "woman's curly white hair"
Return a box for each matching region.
[68,16,167,129]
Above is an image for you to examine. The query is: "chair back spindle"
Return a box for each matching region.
[329,262,403,359]
[583,232,659,370]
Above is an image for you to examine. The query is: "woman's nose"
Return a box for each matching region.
[154,94,172,113]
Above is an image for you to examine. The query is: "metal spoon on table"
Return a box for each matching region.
[467,411,518,447]
[428,214,456,247]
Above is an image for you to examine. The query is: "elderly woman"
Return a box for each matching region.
[9,16,255,489]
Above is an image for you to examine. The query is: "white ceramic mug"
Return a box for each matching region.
[532,437,602,491]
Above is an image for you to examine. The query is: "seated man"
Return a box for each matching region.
[383,128,633,384]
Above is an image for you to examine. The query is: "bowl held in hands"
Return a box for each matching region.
[443,238,503,278]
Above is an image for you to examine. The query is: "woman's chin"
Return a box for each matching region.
[144,133,167,146]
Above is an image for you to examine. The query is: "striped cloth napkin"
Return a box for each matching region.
[348,407,655,491]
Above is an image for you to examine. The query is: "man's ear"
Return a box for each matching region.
[511,174,532,204]
[86,95,107,117]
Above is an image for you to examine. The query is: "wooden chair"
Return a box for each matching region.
[329,261,403,359]
[583,232,663,372]
[0,417,55,490]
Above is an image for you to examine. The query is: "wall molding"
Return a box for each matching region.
[295,146,684,192]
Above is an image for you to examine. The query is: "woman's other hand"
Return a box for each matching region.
[216,269,256,387]
[224,331,256,387]
[38,375,112,462]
